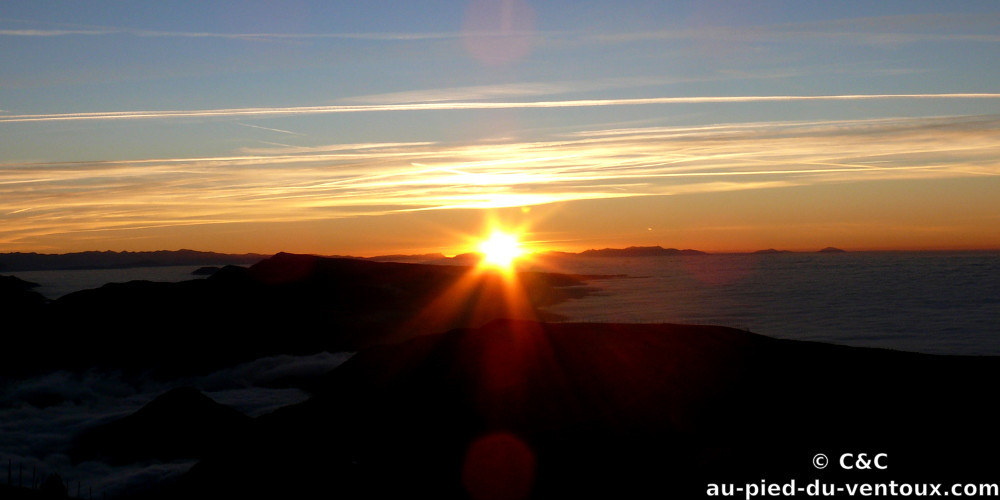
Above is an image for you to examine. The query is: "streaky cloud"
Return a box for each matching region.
[592,12,1000,45]
[0,25,463,41]
[3,94,1000,124]
[3,114,999,248]
[234,122,306,136]
[338,76,691,105]
[0,25,543,42]
[237,141,437,155]
[0,29,114,36]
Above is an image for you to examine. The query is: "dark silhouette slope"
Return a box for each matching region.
[1,253,604,377]
[0,275,46,313]
[144,320,1000,499]
[70,387,250,465]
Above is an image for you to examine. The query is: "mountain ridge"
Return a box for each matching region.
[0,245,869,271]
[0,252,609,377]
[0,249,268,272]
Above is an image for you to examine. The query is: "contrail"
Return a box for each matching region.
[234,122,306,136]
[0,28,462,41]
[2,94,1000,123]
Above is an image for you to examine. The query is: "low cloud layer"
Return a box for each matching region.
[0,352,352,496]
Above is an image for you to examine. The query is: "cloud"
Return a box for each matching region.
[0,351,353,495]
[2,93,999,123]
[593,28,1000,45]
[196,351,354,392]
[236,141,436,155]
[3,114,999,247]
[0,24,463,41]
[591,12,1000,46]
[337,66,934,110]
[234,122,305,136]
[0,29,113,36]
[338,77,697,105]
[341,82,583,105]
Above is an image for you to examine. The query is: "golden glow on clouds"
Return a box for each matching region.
[2,115,999,250]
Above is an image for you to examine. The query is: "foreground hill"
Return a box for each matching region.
[70,387,251,465]
[138,319,1000,499]
[0,275,46,310]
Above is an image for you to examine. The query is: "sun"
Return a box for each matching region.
[479,230,525,270]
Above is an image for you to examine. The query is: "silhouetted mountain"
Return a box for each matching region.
[0,249,268,272]
[364,246,710,265]
[38,473,68,498]
[0,275,47,313]
[818,246,847,253]
[0,253,607,377]
[70,387,250,465]
[190,266,221,276]
[437,252,483,265]
[139,320,1000,499]
[577,245,706,257]
[0,275,40,291]
[1,482,68,500]
[0,473,74,499]
[368,253,449,263]
[753,248,793,254]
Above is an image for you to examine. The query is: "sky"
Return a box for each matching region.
[2,1,999,255]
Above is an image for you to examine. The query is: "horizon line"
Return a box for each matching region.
[4,245,999,259]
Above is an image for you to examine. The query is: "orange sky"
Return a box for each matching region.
[3,3,1000,255]
[22,175,992,257]
[5,116,999,256]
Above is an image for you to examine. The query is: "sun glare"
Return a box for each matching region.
[479,230,525,270]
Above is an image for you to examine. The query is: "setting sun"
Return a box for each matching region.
[479,230,525,270]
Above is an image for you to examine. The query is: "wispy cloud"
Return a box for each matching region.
[0,29,113,36]
[338,77,691,104]
[340,82,582,105]
[594,28,1000,45]
[3,114,998,247]
[236,141,436,155]
[234,122,306,136]
[592,12,1000,45]
[6,11,997,53]
[128,29,465,41]
[3,94,999,123]
[0,25,463,41]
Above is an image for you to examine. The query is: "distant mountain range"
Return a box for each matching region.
[372,245,847,265]
[0,249,268,272]
[576,245,706,257]
[0,246,853,272]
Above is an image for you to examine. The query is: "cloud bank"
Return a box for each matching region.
[0,351,352,495]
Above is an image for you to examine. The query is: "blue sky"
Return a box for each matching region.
[2,1,999,254]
